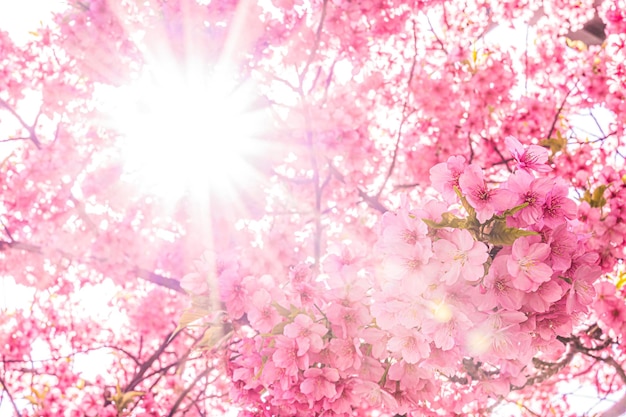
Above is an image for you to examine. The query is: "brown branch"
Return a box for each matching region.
[0,373,21,416]
[327,163,387,213]
[0,237,184,293]
[592,355,626,417]
[0,136,31,144]
[299,0,329,84]
[0,98,42,149]
[2,345,141,367]
[125,331,178,393]
[425,12,447,52]
[135,268,183,293]
[166,367,212,417]
[377,19,419,197]
[393,182,421,190]
[546,84,577,141]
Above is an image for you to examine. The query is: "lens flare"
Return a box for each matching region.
[100,64,269,201]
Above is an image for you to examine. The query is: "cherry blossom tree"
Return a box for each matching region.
[1,0,626,416]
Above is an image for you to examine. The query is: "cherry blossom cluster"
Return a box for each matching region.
[179,138,605,415]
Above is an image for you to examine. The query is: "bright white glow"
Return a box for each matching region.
[0,0,66,44]
[100,65,267,199]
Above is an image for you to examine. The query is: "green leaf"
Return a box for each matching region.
[109,385,144,412]
[487,220,538,246]
[422,212,467,230]
[591,184,608,208]
[272,302,292,317]
[581,184,608,208]
[540,130,567,155]
[616,271,626,290]
[500,202,529,218]
[173,295,213,335]
[454,186,477,221]
[197,325,229,349]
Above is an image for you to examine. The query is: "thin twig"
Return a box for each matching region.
[546,84,577,141]
[0,98,42,149]
[0,237,184,293]
[377,19,419,198]
[425,12,447,52]
[166,367,212,417]
[0,373,20,416]
[125,331,178,393]
[299,0,329,84]
[327,164,387,213]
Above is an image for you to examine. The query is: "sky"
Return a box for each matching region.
[0,2,622,416]
[0,0,66,44]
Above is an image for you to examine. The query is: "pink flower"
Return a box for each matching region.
[505,136,551,173]
[300,367,340,404]
[218,269,248,320]
[467,310,530,360]
[432,229,489,284]
[595,282,626,330]
[566,265,601,314]
[387,360,430,390]
[423,304,472,351]
[459,164,516,223]
[524,280,563,313]
[505,170,552,226]
[545,224,577,272]
[380,205,430,253]
[329,337,363,371]
[382,245,436,293]
[352,380,398,410]
[326,302,371,339]
[429,155,467,202]
[247,289,282,333]
[480,255,525,311]
[180,271,209,294]
[541,181,577,228]
[283,314,328,356]
[272,335,309,376]
[387,326,430,364]
[507,237,553,292]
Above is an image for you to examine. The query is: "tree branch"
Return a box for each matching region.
[166,367,212,417]
[327,163,387,213]
[0,98,42,149]
[299,0,329,84]
[0,237,184,293]
[546,84,577,141]
[125,331,178,393]
[377,19,419,197]
[0,373,20,416]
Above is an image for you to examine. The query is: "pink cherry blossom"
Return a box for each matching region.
[459,164,516,223]
[541,180,578,228]
[247,289,282,333]
[300,367,340,404]
[566,265,601,314]
[507,237,553,292]
[524,280,563,313]
[505,136,552,173]
[387,326,431,364]
[432,228,489,284]
[283,314,328,356]
[480,255,525,311]
[429,155,467,203]
[505,170,552,226]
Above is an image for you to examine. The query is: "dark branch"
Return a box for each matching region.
[0,373,20,416]
[0,98,42,149]
[0,238,184,293]
[377,19,419,197]
[546,84,577,142]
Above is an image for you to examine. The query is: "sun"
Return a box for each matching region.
[102,64,270,201]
